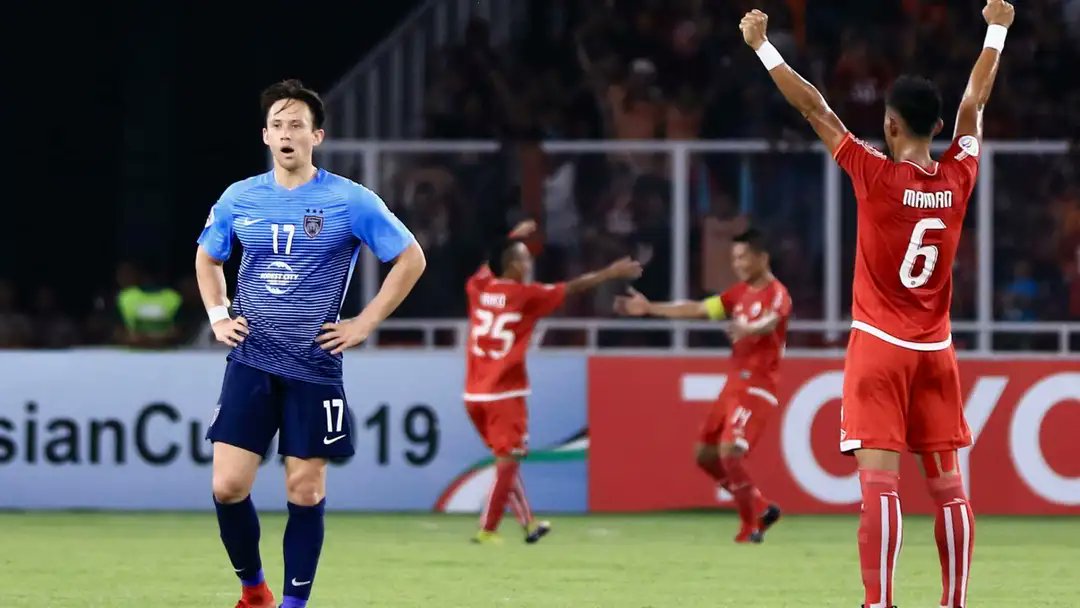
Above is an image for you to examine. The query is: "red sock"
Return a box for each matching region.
[928,475,975,608]
[858,469,902,608]
[697,456,728,485]
[507,474,533,528]
[481,459,518,532]
[720,455,758,528]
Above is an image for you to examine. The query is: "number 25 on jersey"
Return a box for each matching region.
[471,310,522,359]
[899,218,946,289]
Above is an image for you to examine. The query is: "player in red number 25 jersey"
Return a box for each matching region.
[465,220,642,544]
[616,228,790,544]
[742,1,1014,605]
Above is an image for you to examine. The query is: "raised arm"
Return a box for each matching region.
[955,0,1015,140]
[614,288,712,320]
[739,10,849,154]
[566,257,643,296]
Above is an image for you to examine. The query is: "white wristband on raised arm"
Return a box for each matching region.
[755,41,785,71]
[984,25,1008,52]
[207,305,230,325]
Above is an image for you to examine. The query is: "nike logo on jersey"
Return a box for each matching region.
[323,435,347,445]
[291,578,312,586]
[239,217,265,226]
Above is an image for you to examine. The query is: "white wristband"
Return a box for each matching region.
[207,305,230,325]
[755,41,785,71]
[984,24,1008,51]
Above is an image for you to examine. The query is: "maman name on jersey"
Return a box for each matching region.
[903,189,953,209]
[480,293,507,309]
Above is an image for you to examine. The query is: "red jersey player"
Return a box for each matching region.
[615,228,790,543]
[741,2,1014,606]
[465,220,642,544]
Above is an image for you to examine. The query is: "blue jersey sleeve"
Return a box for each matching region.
[348,184,415,262]
[197,195,235,262]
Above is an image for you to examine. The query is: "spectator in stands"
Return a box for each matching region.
[29,286,80,349]
[175,275,208,344]
[1001,261,1039,322]
[115,264,183,348]
[1068,244,1080,319]
[0,280,32,348]
[829,36,892,136]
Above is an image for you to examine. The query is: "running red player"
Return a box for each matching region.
[465,220,642,544]
[615,228,789,543]
[741,1,1014,605]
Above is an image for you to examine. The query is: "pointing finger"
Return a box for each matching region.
[235,316,248,327]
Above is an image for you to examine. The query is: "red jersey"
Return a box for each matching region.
[464,266,566,401]
[707,278,792,388]
[835,132,979,350]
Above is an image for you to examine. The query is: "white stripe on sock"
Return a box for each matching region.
[516,475,532,521]
[944,505,956,607]
[879,494,890,607]
[480,477,496,527]
[891,496,902,605]
[507,492,526,526]
[959,504,970,607]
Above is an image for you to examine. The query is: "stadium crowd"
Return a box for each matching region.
[2,0,1078,349]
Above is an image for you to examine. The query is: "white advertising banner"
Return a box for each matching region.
[0,351,587,512]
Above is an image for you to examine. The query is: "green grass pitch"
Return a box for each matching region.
[1,512,1076,607]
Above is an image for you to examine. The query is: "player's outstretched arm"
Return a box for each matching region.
[195,246,248,347]
[565,257,643,295]
[739,10,848,155]
[318,242,426,354]
[613,288,711,319]
[727,311,781,343]
[955,0,1015,140]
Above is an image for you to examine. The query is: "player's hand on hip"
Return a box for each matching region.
[317,318,374,354]
[613,287,650,317]
[983,0,1014,27]
[607,257,644,280]
[212,316,248,348]
[739,9,768,50]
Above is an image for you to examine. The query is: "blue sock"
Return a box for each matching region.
[214,495,264,587]
[282,499,325,605]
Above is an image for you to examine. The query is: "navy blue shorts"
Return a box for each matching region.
[206,360,355,459]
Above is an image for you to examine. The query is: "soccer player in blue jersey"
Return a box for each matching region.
[196,79,426,608]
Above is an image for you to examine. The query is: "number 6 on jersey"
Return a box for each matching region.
[899,218,946,289]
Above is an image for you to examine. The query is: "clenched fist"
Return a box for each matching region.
[983,0,1015,28]
[739,9,769,51]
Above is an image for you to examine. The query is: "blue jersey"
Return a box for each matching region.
[198,169,414,384]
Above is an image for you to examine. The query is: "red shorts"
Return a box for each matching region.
[841,329,972,454]
[465,397,528,457]
[698,380,778,451]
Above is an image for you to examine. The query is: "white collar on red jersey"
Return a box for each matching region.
[901,159,939,176]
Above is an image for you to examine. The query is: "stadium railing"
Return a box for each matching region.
[323,0,525,139]
[362,318,1080,356]
[307,138,1077,356]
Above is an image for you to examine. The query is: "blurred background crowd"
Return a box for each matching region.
[3,0,1078,349]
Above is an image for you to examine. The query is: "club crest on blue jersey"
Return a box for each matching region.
[304,214,323,238]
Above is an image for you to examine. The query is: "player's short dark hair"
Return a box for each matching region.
[733,228,769,255]
[488,238,524,276]
[260,79,325,129]
[885,75,942,138]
